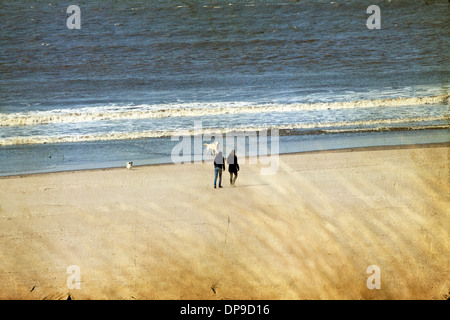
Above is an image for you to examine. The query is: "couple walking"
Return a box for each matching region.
[214,150,239,189]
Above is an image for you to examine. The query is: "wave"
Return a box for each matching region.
[1,116,448,146]
[1,94,448,127]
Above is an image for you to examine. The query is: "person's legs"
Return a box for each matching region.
[218,169,222,187]
[232,171,238,185]
[214,167,219,187]
[229,171,237,185]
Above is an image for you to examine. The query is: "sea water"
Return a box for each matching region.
[0,0,448,175]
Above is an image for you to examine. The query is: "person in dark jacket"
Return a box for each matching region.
[214,151,225,188]
[227,150,240,186]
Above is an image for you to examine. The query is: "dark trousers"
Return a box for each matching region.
[229,171,238,185]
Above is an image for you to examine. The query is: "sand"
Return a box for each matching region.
[0,144,448,300]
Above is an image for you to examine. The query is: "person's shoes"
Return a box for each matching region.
[219,186,223,188]
[214,185,216,188]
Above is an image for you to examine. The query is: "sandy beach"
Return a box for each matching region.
[0,143,448,300]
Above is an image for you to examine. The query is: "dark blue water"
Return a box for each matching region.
[0,0,449,175]
[1,0,449,109]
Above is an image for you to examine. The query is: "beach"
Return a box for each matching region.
[1,0,449,302]
[0,143,448,300]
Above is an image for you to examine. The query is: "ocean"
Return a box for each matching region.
[0,0,448,176]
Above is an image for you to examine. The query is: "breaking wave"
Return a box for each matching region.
[1,116,448,146]
[1,94,448,127]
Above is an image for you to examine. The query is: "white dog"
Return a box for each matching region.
[126,161,133,170]
[204,141,219,157]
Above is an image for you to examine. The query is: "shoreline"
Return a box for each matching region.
[1,141,449,179]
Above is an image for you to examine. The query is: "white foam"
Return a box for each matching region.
[1,94,448,127]
[1,115,448,146]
